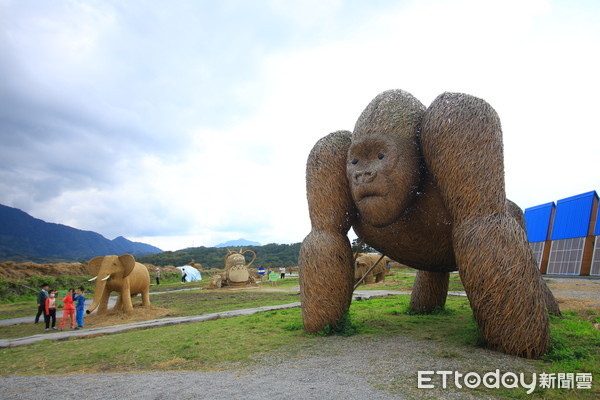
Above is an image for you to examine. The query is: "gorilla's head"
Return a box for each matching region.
[347,90,425,227]
[347,134,421,226]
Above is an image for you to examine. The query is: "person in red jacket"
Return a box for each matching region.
[59,288,76,330]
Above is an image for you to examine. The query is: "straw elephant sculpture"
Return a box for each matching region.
[86,254,151,315]
[298,89,560,358]
[354,253,388,285]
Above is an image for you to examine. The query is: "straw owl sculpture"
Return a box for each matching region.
[298,89,559,358]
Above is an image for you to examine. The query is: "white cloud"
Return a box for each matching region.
[1,0,599,251]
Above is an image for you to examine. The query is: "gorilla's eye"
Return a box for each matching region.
[377,153,385,160]
[351,158,358,165]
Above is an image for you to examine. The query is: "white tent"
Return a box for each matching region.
[177,266,202,282]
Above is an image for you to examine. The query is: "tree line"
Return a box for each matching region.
[138,243,302,269]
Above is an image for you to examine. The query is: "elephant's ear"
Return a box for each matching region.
[119,254,136,278]
[88,257,104,276]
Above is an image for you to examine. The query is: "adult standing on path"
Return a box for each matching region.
[155,268,161,285]
[34,283,49,324]
[279,267,286,279]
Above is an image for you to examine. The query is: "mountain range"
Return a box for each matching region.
[0,204,163,262]
[214,238,262,248]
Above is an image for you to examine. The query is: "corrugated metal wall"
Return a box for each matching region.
[524,190,598,275]
[592,198,600,275]
[595,199,600,236]
[524,202,555,242]
[550,191,597,240]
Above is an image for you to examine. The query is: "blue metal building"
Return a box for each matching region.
[547,191,598,275]
[524,190,599,275]
[524,202,555,272]
[591,198,600,275]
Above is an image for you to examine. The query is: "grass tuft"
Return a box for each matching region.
[316,311,361,337]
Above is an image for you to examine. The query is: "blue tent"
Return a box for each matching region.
[177,266,202,282]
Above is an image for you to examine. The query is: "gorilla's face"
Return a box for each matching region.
[347,134,420,227]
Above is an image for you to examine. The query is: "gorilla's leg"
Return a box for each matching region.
[299,131,356,333]
[410,270,449,312]
[541,280,561,316]
[421,93,549,358]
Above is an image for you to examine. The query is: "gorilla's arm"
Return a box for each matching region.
[421,93,551,358]
[299,130,356,333]
[507,199,561,316]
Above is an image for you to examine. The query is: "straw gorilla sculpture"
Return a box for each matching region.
[299,89,559,358]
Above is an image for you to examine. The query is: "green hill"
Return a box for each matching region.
[138,242,301,268]
[0,204,163,262]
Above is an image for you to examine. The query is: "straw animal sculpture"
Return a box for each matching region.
[298,89,560,358]
[354,253,387,285]
[223,249,256,286]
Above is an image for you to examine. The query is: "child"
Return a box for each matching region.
[44,289,57,331]
[74,287,85,329]
[59,288,76,330]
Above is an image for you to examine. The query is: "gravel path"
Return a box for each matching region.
[0,334,532,400]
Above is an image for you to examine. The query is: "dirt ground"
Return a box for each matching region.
[545,277,600,311]
[84,304,174,327]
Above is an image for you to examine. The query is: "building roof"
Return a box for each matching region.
[524,202,555,242]
[550,191,598,240]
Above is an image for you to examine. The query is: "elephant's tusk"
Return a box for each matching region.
[101,274,111,281]
[88,276,98,282]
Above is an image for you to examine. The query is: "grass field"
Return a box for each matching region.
[0,271,598,399]
[0,287,299,339]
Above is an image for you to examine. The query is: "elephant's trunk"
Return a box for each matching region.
[86,276,107,314]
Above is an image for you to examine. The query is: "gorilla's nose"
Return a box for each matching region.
[354,170,377,184]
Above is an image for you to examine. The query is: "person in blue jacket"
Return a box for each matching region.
[74,287,86,329]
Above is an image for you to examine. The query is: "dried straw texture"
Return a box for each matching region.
[354,253,387,285]
[453,215,550,358]
[354,89,425,140]
[421,93,505,221]
[409,270,449,311]
[299,90,556,358]
[223,250,256,285]
[541,279,561,316]
[421,93,549,357]
[0,261,87,280]
[299,131,355,333]
[87,255,151,315]
[508,199,561,316]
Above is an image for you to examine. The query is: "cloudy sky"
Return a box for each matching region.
[1,0,598,251]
